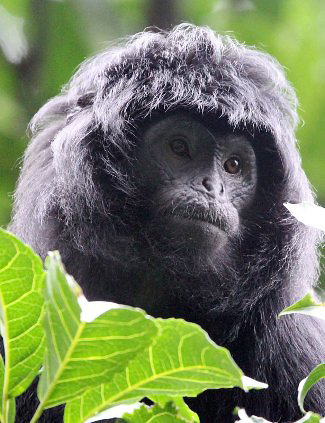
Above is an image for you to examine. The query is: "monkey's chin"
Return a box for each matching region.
[163,216,228,252]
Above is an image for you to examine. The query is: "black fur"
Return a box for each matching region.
[9,24,325,422]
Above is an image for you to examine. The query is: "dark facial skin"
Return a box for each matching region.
[135,113,257,257]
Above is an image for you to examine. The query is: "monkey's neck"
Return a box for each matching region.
[63,247,289,347]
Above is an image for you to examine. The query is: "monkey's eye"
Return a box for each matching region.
[169,138,190,158]
[224,157,241,174]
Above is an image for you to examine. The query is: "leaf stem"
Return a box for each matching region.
[2,397,8,423]
[1,290,10,423]
[30,403,44,423]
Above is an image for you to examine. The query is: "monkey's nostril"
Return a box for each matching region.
[202,177,214,192]
[202,177,224,195]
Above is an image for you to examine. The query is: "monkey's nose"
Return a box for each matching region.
[202,177,224,196]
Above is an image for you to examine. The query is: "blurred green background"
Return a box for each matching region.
[0,0,325,231]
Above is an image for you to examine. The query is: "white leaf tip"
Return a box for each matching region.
[242,376,268,391]
[79,298,122,323]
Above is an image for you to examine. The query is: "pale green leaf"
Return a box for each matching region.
[84,403,141,422]
[37,252,158,410]
[241,376,268,391]
[234,409,324,423]
[123,403,188,423]
[279,292,325,320]
[294,413,325,423]
[64,318,265,423]
[284,202,325,232]
[298,364,325,413]
[235,409,272,422]
[0,229,45,398]
[149,396,199,422]
[79,297,122,323]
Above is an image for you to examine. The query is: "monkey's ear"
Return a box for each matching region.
[76,93,95,108]
[66,93,95,124]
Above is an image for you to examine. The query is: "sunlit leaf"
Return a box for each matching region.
[298,364,325,413]
[37,252,158,410]
[294,412,324,423]
[298,414,325,423]
[235,408,272,422]
[0,229,45,398]
[284,202,325,232]
[279,292,325,320]
[122,403,189,423]
[84,403,141,422]
[64,318,266,423]
[149,395,199,422]
[78,296,122,323]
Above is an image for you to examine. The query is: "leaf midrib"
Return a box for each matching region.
[39,322,85,407]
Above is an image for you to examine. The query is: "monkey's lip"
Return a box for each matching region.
[167,213,228,233]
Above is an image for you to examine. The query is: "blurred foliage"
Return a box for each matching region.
[0,0,324,290]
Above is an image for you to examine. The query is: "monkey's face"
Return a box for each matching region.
[135,113,257,256]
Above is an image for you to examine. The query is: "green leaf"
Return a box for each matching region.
[294,413,325,423]
[36,252,158,411]
[298,364,325,413]
[149,396,199,423]
[0,229,45,398]
[279,292,325,321]
[81,403,142,422]
[64,318,266,423]
[123,403,189,423]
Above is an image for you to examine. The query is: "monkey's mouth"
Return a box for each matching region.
[164,209,230,233]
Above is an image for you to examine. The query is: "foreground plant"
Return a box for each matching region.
[0,229,266,423]
[0,226,324,423]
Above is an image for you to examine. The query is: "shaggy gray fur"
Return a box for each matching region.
[9,24,325,422]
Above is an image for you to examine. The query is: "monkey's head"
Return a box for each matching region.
[9,24,322,314]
